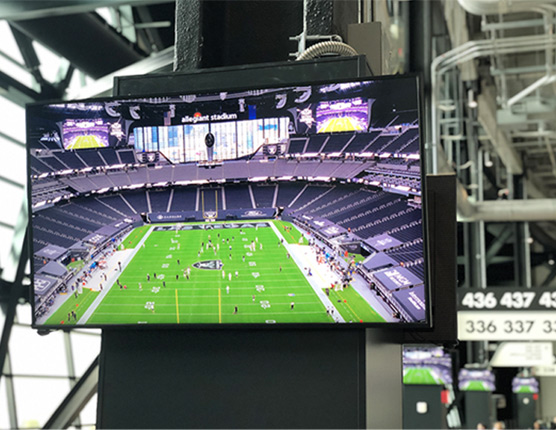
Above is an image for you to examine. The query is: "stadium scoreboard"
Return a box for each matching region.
[458,287,556,340]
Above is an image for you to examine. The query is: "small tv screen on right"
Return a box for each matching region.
[458,369,496,391]
[512,377,539,394]
[403,346,453,386]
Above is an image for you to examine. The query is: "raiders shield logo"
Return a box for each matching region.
[193,260,223,270]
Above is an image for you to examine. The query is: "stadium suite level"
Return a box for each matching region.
[27,76,427,327]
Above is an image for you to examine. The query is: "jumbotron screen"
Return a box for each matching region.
[316,97,369,133]
[62,119,110,149]
[27,75,426,328]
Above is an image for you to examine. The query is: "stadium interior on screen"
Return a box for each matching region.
[28,77,425,327]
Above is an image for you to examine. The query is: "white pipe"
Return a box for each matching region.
[457,0,556,16]
[430,31,556,222]
[468,199,556,222]
[430,34,555,174]
[507,75,554,106]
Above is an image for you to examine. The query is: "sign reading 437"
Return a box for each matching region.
[457,287,556,341]
[458,288,556,311]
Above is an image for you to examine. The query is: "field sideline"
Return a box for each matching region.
[47,220,384,326]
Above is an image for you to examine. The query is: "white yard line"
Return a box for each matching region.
[269,222,345,322]
[78,225,155,324]
[348,274,397,322]
[272,222,396,323]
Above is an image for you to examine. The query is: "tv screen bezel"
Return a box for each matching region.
[27,73,430,330]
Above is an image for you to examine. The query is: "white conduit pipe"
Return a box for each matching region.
[430,33,556,221]
[470,200,556,222]
[430,34,556,173]
[457,0,556,108]
[296,41,358,61]
[507,74,556,106]
[457,0,556,16]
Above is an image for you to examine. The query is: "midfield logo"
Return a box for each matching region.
[192,260,224,270]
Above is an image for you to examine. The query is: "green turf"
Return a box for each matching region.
[68,135,103,149]
[121,225,151,249]
[274,220,305,245]
[460,380,491,391]
[403,367,444,385]
[45,288,99,326]
[515,386,535,393]
[44,220,389,326]
[67,259,85,272]
[327,286,386,323]
[343,254,366,265]
[85,222,342,325]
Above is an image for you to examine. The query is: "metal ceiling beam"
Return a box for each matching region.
[9,25,43,82]
[0,219,14,230]
[135,6,165,53]
[0,228,28,388]
[67,45,173,99]
[541,264,556,286]
[466,199,556,222]
[477,83,524,175]
[43,356,99,429]
[0,1,174,21]
[0,69,42,105]
[485,225,514,264]
[12,14,147,80]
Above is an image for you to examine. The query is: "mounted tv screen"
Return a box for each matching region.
[403,346,453,386]
[512,377,539,394]
[458,369,496,392]
[27,75,426,328]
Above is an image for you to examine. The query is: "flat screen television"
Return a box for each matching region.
[403,346,453,386]
[27,74,427,328]
[512,377,539,394]
[458,369,496,392]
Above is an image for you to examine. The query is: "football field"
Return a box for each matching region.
[84,221,336,325]
[514,385,536,393]
[317,117,363,133]
[459,380,492,391]
[403,367,445,385]
[44,220,388,326]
